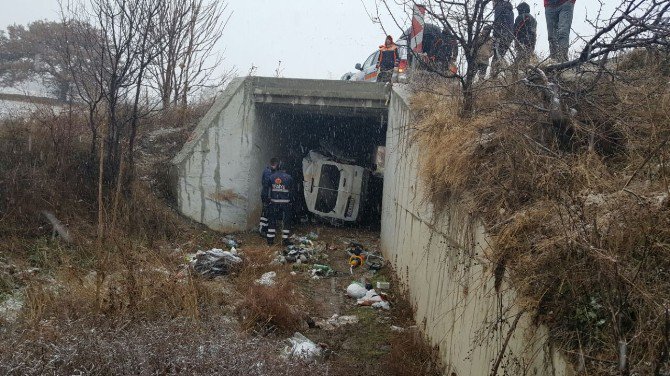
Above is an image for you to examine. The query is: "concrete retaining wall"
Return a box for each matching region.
[172,78,256,231]
[380,88,574,376]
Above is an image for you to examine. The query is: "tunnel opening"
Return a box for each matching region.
[255,104,387,229]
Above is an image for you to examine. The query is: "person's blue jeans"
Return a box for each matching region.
[545,2,574,62]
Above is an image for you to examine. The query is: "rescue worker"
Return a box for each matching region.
[433,28,459,76]
[376,35,399,83]
[266,161,294,246]
[491,0,514,78]
[514,2,537,68]
[259,157,279,235]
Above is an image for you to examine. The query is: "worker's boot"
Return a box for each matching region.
[266,228,276,245]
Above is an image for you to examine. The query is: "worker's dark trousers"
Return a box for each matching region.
[266,203,292,245]
[258,202,269,234]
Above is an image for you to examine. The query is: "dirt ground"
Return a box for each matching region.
[0,223,435,376]
[231,224,417,375]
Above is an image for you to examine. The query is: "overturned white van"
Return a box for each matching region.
[302,151,370,223]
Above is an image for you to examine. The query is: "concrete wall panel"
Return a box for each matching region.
[173,78,255,231]
[381,88,574,376]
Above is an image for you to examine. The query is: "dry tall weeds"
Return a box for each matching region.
[412,55,670,374]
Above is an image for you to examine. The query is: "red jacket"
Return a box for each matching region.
[544,0,575,7]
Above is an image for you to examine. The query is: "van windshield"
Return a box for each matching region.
[315,164,340,213]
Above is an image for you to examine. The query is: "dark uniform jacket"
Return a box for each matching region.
[433,32,459,63]
[377,44,399,71]
[261,166,274,202]
[514,4,537,49]
[269,170,294,204]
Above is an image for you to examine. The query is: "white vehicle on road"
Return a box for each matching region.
[302,151,370,223]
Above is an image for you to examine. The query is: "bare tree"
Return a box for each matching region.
[59,0,165,237]
[545,0,670,73]
[150,0,230,109]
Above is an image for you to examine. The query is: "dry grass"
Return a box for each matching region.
[236,277,307,333]
[233,247,308,333]
[383,328,444,376]
[381,274,444,376]
[412,54,670,374]
[20,242,228,324]
[0,318,327,376]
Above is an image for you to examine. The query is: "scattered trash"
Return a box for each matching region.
[223,235,239,249]
[346,282,367,299]
[367,257,384,271]
[307,231,319,240]
[316,314,359,330]
[347,243,367,274]
[390,325,405,332]
[255,271,277,286]
[283,332,322,360]
[191,248,242,278]
[295,236,314,246]
[372,301,391,310]
[275,234,326,265]
[311,264,335,278]
[376,281,390,290]
[346,243,385,274]
[357,289,382,305]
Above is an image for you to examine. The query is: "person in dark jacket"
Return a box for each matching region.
[432,28,459,75]
[376,35,399,83]
[514,2,537,67]
[266,162,294,246]
[545,0,575,62]
[491,0,514,78]
[259,157,278,235]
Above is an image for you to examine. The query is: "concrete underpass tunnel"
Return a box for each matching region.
[254,104,388,228]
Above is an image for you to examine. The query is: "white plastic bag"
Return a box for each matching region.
[346,282,367,299]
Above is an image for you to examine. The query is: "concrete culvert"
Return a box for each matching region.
[171,77,389,232]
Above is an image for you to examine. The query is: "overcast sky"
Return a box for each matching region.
[1,0,618,80]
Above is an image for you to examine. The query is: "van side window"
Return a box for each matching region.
[315,164,340,213]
